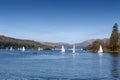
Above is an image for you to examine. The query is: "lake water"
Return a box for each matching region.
[0,50,120,80]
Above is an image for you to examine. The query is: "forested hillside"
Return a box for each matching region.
[0,35,52,49]
[85,23,120,52]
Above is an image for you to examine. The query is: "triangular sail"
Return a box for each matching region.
[98,45,103,53]
[98,45,103,56]
[22,46,25,51]
[10,47,13,51]
[72,44,78,56]
[81,48,83,50]
[72,44,75,54]
[38,47,41,51]
[61,45,65,53]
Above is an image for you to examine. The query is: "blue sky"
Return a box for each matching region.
[0,0,120,43]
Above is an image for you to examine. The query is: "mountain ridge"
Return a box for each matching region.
[40,39,96,49]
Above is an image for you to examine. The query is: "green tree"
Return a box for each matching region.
[109,23,119,51]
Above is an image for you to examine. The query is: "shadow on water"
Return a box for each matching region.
[109,52,120,57]
[111,59,120,80]
[109,52,120,79]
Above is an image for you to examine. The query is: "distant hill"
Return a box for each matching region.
[40,42,71,49]
[41,39,95,49]
[75,39,96,48]
[0,35,52,49]
[0,35,95,50]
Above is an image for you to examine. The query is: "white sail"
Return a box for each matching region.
[72,44,78,56]
[61,45,65,53]
[98,45,103,56]
[10,47,13,51]
[81,48,83,50]
[72,44,75,54]
[22,46,25,51]
[18,48,21,50]
[38,47,41,51]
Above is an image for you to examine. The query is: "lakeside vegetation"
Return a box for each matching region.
[0,35,52,50]
[85,23,120,52]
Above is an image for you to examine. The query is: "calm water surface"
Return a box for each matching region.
[0,49,120,80]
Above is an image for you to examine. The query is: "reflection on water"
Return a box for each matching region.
[110,52,120,57]
[99,56,103,79]
[19,55,68,60]
[110,53,120,80]
[111,60,119,79]
[0,50,120,80]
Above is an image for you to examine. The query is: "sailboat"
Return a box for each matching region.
[61,45,65,53]
[10,47,13,51]
[22,46,25,52]
[98,45,103,56]
[38,47,41,51]
[72,44,77,56]
[81,48,83,50]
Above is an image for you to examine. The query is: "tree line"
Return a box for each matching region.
[0,35,52,49]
